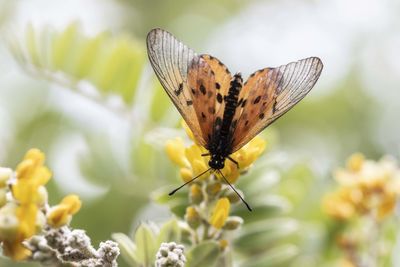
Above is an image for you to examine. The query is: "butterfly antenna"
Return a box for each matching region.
[169,167,212,196]
[217,170,252,211]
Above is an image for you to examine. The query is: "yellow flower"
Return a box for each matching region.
[0,148,52,260]
[47,195,82,228]
[166,122,266,184]
[322,189,356,220]
[210,198,230,229]
[13,149,51,205]
[324,153,400,221]
[339,258,357,267]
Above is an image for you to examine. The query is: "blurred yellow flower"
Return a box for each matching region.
[0,149,82,261]
[210,198,230,229]
[47,195,82,228]
[323,153,400,221]
[339,258,357,267]
[219,239,229,250]
[0,148,51,260]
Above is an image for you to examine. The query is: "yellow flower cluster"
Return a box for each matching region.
[323,153,400,221]
[0,149,82,261]
[167,121,266,243]
[166,121,266,184]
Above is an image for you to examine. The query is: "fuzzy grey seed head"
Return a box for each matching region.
[155,242,186,267]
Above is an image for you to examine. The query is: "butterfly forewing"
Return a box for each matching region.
[146,29,207,146]
[230,57,323,152]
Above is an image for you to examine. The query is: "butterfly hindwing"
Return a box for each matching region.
[231,57,323,152]
[199,55,232,141]
[147,28,207,146]
[187,56,218,145]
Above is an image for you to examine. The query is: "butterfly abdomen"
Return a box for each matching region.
[210,73,242,157]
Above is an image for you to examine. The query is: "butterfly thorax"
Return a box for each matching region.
[208,73,243,170]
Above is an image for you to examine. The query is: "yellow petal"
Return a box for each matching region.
[210,198,230,229]
[60,194,82,214]
[3,241,31,261]
[346,153,364,172]
[24,148,45,166]
[47,205,71,228]
[180,168,193,183]
[165,138,189,167]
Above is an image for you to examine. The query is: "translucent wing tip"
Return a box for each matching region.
[308,56,324,74]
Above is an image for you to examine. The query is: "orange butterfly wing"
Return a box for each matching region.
[185,54,234,146]
[230,57,323,152]
[147,28,207,146]
[147,29,233,148]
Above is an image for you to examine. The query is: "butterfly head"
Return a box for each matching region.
[209,154,225,170]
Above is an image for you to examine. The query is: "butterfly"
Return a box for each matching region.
[147,28,323,210]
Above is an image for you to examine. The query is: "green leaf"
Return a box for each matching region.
[8,23,146,105]
[25,23,41,67]
[112,233,138,267]
[186,241,220,267]
[134,223,157,267]
[234,218,298,252]
[157,218,181,245]
[51,22,79,70]
[239,245,298,267]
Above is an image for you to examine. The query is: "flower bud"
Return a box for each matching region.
[223,216,243,230]
[35,210,46,233]
[190,184,203,204]
[185,207,200,229]
[225,189,243,204]
[36,186,48,206]
[219,239,229,250]
[206,182,221,198]
[0,188,7,208]
[0,168,12,188]
[0,204,19,241]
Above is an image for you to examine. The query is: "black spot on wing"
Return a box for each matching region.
[253,96,261,104]
[217,93,223,103]
[200,84,206,95]
[175,83,183,96]
[215,82,221,89]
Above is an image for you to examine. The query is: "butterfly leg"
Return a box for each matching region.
[227,156,239,169]
[201,153,210,157]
